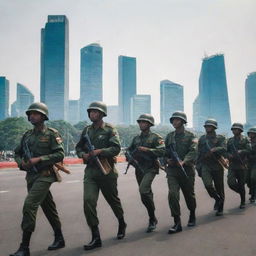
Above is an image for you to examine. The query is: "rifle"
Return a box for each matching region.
[83,134,109,175]
[23,138,38,173]
[205,139,229,169]
[230,141,247,170]
[166,144,188,178]
[124,148,144,174]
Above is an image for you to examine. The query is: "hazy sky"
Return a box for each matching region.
[0,0,255,126]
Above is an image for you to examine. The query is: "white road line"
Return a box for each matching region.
[0,190,9,193]
[65,180,81,184]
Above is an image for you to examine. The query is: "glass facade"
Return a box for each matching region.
[40,15,69,120]
[0,77,9,120]
[130,94,151,125]
[160,80,184,125]
[16,83,34,117]
[118,55,137,125]
[245,72,256,126]
[196,54,231,132]
[80,43,102,121]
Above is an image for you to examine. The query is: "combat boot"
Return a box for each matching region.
[117,217,127,239]
[249,188,256,203]
[48,229,65,250]
[187,210,196,227]
[213,194,221,210]
[239,192,246,209]
[84,226,102,250]
[168,216,182,234]
[10,244,30,256]
[216,199,224,216]
[146,217,158,233]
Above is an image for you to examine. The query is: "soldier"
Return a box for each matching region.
[165,111,197,234]
[11,103,65,256]
[126,114,165,233]
[247,127,256,203]
[197,119,227,216]
[227,123,249,209]
[75,101,126,251]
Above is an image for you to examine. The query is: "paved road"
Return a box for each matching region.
[1,164,256,256]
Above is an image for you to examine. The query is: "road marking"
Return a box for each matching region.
[65,180,81,184]
[0,190,9,193]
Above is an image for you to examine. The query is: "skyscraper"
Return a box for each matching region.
[245,72,256,126]
[195,54,231,132]
[130,94,151,124]
[0,76,9,120]
[80,43,102,120]
[40,15,69,120]
[68,100,80,125]
[118,55,137,125]
[11,101,18,117]
[160,80,184,125]
[16,83,34,117]
[192,95,199,130]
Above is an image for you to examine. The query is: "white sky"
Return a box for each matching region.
[0,0,255,126]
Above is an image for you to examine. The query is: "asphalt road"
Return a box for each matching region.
[1,164,256,256]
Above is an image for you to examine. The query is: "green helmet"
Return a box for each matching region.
[87,101,107,117]
[137,114,155,126]
[170,111,187,124]
[247,127,256,135]
[26,102,49,120]
[204,119,218,129]
[231,122,243,131]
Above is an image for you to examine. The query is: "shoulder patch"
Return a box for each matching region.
[56,137,63,144]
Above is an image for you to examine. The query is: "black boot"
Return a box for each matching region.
[213,194,221,210]
[216,199,224,216]
[146,217,158,233]
[117,217,127,239]
[240,192,246,209]
[84,226,102,250]
[249,188,255,203]
[168,216,182,234]
[187,211,196,227]
[48,229,65,250]
[10,244,30,256]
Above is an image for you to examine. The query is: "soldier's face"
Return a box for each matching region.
[89,109,103,122]
[28,111,45,125]
[232,128,242,136]
[204,125,215,133]
[171,118,183,129]
[249,133,256,140]
[138,121,151,131]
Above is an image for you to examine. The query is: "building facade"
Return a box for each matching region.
[118,55,137,125]
[80,43,103,120]
[68,100,80,125]
[0,77,9,120]
[40,15,69,120]
[160,80,184,125]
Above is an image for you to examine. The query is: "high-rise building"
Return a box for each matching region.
[118,55,137,125]
[160,80,184,125]
[68,100,80,124]
[11,101,18,117]
[80,43,103,120]
[40,15,69,120]
[192,95,199,130]
[130,95,151,124]
[194,54,231,132]
[0,77,9,120]
[104,105,119,125]
[16,83,34,117]
[245,72,256,126]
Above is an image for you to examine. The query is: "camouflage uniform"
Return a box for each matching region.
[227,128,250,207]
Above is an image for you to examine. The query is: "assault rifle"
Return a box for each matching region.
[124,148,144,174]
[230,141,247,170]
[23,138,38,173]
[166,144,188,178]
[83,134,109,175]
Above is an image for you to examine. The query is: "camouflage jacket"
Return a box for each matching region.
[127,131,165,173]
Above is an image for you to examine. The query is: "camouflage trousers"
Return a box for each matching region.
[135,170,157,219]
[22,176,61,232]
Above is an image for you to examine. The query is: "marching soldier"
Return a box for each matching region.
[165,111,197,234]
[11,103,65,256]
[197,119,227,216]
[126,114,165,233]
[227,123,249,209]
[247,127,256,203]
[75,101,126,250]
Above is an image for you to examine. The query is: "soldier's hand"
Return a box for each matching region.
[82,153,90,163]
[21,160,31,170]
[89,149,102,157]
[138,146,149,152]
[29,157,41,165]
[179,160,184,166]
